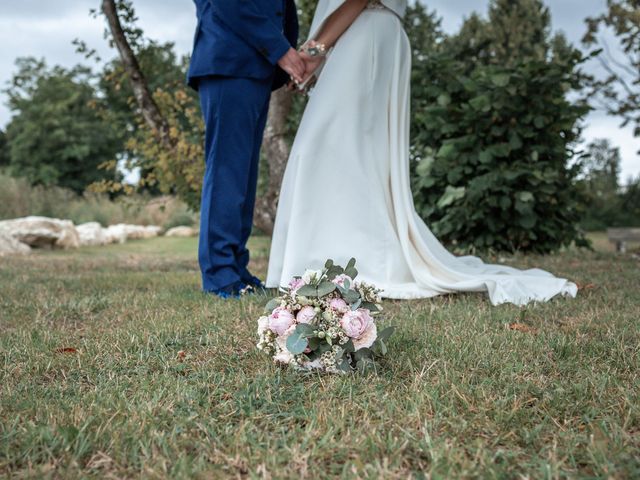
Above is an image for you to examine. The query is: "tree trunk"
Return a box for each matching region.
[101,0,172,148]
[254,88,294,235]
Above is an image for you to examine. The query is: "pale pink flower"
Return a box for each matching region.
[340,309,377,350]
[296,306,316,324]
[273,325,297,363]
[288,277,305,293]
[269,307,295,336]
[302,269,323,284]
[353,321,377,351]
[302,358,324,370]
[273,349,294,364]
[329,298,349,313]
[333,274,353,288]
[257,316,269,335]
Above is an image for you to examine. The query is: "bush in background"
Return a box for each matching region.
[0,171,196,229]
[410,54,590,253]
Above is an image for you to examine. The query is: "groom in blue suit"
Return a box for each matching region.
[188,0,301,298]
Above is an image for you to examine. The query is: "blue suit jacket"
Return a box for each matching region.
[188,0,299,91]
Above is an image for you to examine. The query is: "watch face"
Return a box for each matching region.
[308,47,320,56]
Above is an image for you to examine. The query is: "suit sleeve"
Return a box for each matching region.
[208,0,292,65]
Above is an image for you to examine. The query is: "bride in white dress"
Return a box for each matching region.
[266,0,578,306]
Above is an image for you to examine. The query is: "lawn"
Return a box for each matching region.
[0,235,638,478]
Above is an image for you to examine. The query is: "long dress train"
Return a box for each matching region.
[266,0,578,306]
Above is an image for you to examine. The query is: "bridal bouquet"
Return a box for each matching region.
[257,259,395,374]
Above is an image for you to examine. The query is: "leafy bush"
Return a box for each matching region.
[410,53,591,253]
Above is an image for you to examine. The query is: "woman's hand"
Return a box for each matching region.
[299,51,325,84]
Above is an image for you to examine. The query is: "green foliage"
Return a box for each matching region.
[98,42,196,196]
[406,0,592,253]
[0,130,9,167]
[444,0,578,68]
[619,176,640,226]
[583,0,640,145]
[577,139,626,230]
[410,53,590,253]
[3,58,122,193]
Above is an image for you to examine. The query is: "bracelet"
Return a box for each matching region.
[304,40,328,57]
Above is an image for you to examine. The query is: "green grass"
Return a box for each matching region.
[1,235,639,478]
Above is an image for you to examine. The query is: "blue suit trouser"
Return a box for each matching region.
[197,75,272,292]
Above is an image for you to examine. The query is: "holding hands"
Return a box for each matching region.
[284,41,328,92]
[277,48,306,84]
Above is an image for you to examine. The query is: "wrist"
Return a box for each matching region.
[303,40,328,57]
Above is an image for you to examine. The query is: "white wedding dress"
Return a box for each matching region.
[266,0,578,306]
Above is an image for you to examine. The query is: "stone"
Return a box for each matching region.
[104,224,162,243]
[77,222,109,247]
[165,226,197,238]
[0,216,80,249]
[0,230,31,256]
[104,224,128,244]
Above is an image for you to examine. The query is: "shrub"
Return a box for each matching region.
[410,53,591,253]
[0,170,195,227]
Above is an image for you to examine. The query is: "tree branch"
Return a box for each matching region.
[101,0,172,148]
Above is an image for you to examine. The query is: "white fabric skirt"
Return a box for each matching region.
[266,8,578,306]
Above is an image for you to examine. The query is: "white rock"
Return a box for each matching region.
[0,216,80,249]
[104,224,128,244]
[76,222,109,247]
[165,226,197,237]
[105,224,162,242]
[0,230,31,256]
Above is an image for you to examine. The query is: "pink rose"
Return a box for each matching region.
[340,309,377,350]
[269,307,295,335]
[333,274,353,288]
[329,298,349,313]
[274,324,297,363]
[288,277,306,293]
[296,306,316,324]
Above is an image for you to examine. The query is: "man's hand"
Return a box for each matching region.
[299,51,324,84]
[277,48,305,84]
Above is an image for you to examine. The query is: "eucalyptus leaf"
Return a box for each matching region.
[316,281,337,297]
[295,323,316,338]
[337,359,352,373]
[343,339,355,354]
[373,339,388,356]
[353,347,372,362]
[357,358,376,374]
[286,331,308,355]
[296,285,318,297]
[377,326,396,343]
[326,265,344,280]
[344,290,361,304]
[344,267,358,279]
[264,298,280,314]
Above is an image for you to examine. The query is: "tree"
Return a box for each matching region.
[619,175,640,227]
[445,0,578,68]
[578,139,623,230]
[583,0,640,151]
[3,58,121,193]
[408,0,591,253]
[0,130,9,168]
